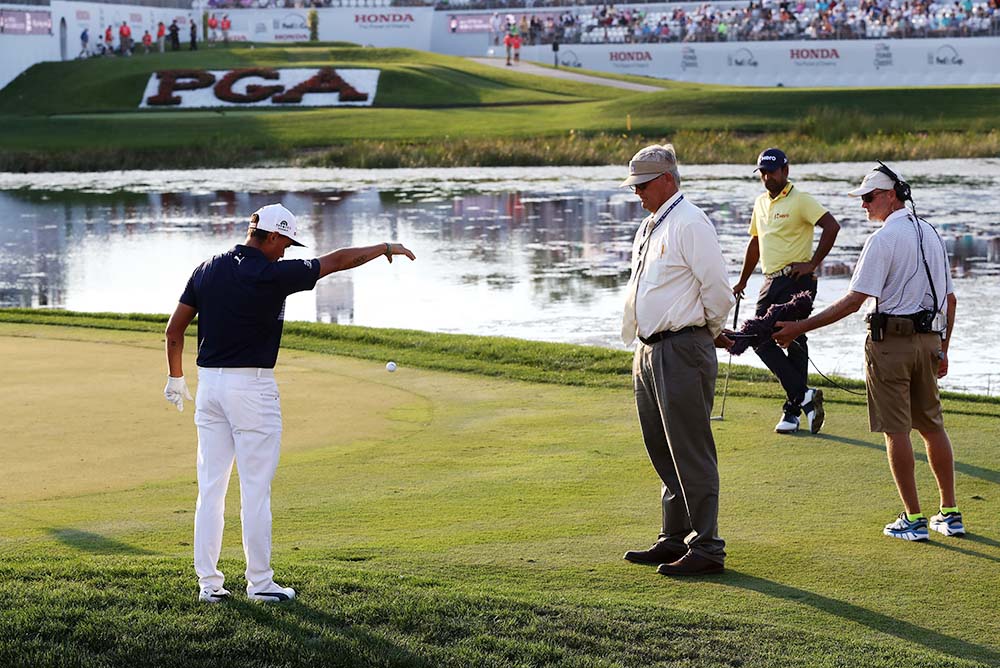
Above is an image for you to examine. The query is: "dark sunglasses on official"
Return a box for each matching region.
[861,190,885,203]
[631,173,664,193]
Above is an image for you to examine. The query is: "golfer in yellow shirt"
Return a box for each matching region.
[732,148,840,435]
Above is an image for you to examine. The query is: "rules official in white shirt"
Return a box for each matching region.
[619,144,735,576]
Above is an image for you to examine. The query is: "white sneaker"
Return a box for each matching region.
[774,412,799,434]
[929,511,965,536]
[248,585,296,603]
[801,388,825,434]
[199,586,231,603]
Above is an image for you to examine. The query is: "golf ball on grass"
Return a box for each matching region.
[386,361,397,372]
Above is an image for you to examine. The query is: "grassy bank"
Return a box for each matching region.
[0,44,997,171]
[2,317,999,668]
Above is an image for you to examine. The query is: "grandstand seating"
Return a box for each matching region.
[442,0,1000,43]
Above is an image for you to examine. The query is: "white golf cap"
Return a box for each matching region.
[249,203,305,246]
[848,169,898,197]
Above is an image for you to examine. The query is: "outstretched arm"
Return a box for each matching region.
[772,290,868,348]
[317,243,416,279]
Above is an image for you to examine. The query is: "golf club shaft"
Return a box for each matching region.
[715,294,742,420]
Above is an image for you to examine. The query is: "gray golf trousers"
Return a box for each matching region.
[633,327,726,564]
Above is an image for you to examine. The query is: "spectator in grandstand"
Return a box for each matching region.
[190,18,198,50]
[79,27,90,58]
[169,20,181,51]
[142,30,153,54]
[157,21,166,53]
[208,14,219,43]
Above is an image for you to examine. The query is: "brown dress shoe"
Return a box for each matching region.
[624,541,686,565]
[656,552,724,576]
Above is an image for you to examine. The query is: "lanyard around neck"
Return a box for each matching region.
[638,194,684,253]
[631,194,684,284]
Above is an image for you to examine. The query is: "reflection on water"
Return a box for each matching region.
[1,160,998,395]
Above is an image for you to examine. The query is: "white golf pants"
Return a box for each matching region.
[194,367,282,595]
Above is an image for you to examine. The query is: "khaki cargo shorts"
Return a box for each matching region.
[864,328,945,434]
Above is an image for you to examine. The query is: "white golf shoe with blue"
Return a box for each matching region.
[929,511,965,537]
[883,512,929,541]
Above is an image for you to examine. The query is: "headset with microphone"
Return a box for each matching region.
[874,160,912,204]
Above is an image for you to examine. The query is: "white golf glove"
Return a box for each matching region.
[164,375,193,412]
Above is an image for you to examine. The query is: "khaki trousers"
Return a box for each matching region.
[633,327,726,564]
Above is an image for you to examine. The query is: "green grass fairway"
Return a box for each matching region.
[2,318,999,668]
[1,44,998,170]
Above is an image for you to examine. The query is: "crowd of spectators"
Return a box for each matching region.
[484,0,1000,44]
[202,0,400,8]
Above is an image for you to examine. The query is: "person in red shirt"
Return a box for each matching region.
[142,30,152,54]
[156,21,166,53]
[220,15,231,44]
[104,25,113,54]
[208,14,218,43]
[119,21,132,56]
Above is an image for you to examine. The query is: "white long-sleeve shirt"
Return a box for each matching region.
[623,192,735,345]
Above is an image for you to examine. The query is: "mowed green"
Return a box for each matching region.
[0,44,998,169]
[1,320,999,668]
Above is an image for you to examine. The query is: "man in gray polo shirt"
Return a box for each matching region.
[773,164,964,542]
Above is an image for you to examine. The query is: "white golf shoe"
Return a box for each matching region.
[801,388,825,434]
[774,412,799,434]
[199,586,231,603]
[248,584,296,603]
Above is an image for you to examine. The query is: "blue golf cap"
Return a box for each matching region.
[754,148,788,173]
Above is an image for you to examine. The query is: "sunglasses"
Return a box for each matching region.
[631,174,663,193]
[861,190,884,203]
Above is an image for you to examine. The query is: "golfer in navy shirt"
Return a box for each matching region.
[164,203,415,604]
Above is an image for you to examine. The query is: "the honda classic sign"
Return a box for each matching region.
[354,12,415,29]
[138,68,379,108]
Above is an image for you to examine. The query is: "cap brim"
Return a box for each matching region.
[278,233,306,247]
[620,172,662,188]
[847,184,878,197]
[753,164,783,174]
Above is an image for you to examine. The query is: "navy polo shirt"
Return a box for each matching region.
[179,245,320,369]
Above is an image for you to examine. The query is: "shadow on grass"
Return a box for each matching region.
[724,570,1000,666]
[815,434,1000,485]
[925,539,1000,564]
[47,528,154,555]
[224,597,434,667]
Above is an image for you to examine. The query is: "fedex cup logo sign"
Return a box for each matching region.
[354,13,415,29]
[139,68,380,108]
[274,13,308,40]
[928,45,964,66]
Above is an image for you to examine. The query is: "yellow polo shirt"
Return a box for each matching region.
[749,183,828,275]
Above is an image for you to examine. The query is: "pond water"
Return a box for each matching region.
[1,159,998,395]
